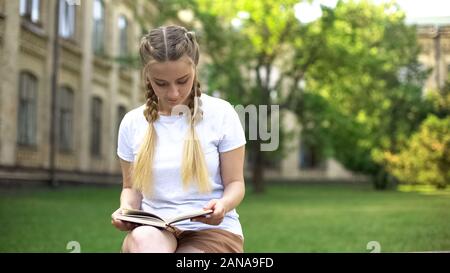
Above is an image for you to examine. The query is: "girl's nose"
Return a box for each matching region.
[167,84,179,98]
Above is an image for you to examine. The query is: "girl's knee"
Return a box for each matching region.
[122,226,176,253]
[175,245,205,253]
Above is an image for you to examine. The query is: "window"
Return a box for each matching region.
[91,97,102,157]
[17,72,38,146]
[19,0,40,23]
[59,87,74,152]
[116,105,127,146]
[118,15,128,56]
[299,140,321,170]
[92,0,105,54]
[447,64,450,80]
[59,0,75,39]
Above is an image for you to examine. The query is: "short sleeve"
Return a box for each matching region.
[117,113,134,162]
[218,102,247,153]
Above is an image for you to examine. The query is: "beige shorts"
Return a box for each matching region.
[170,227,244,253]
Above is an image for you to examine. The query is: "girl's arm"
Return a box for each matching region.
[194,146,245,225]
[112,159,143,231]
[119,159,142,209]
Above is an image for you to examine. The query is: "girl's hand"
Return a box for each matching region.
[191,199,226,225]
[111,207,138,231]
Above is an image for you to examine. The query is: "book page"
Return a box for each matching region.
[167,209,213,225]
[115,214,167,229]
[121,208,166,221]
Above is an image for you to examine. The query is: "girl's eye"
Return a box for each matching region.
[154,78,188,87]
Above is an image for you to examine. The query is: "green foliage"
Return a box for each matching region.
[426,76,450,118]
[300,92,378,173]
[383,115,450,189]
[302,0,431,184]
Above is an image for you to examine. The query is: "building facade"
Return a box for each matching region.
[0,0,150,184]
[414,17,450,91]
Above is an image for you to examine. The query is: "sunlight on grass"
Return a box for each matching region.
[397,184,450,196]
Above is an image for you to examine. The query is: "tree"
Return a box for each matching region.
[192,0,308,193]
[383,115,450,189]
[300,0,431,189]
[383,73,450,189]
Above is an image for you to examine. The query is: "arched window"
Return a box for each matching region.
[118,15,128,56]
[59,86,74,152]
[92,0,105,54]
[59,0,75,39]
[19,0,40,23]
[91,96,102,156]
[17,71,38,146]
[116,105,127,147]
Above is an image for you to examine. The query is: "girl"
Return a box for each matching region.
[111,25,246,253]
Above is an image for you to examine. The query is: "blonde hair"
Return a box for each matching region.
[133,25,210,196]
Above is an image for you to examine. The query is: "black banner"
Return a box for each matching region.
[1,253,447,272]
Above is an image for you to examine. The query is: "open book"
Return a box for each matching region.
[113,208,213,230]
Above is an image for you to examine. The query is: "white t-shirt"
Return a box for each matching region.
[117,93,246,237]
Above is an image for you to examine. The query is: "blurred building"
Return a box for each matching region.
[0,0,151,184]
[413,17,450,91]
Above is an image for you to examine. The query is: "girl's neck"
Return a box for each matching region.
[158,102,189,116]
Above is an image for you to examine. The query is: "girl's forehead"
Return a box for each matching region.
[149,57,194,80]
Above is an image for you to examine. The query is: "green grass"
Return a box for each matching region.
[0,183,449,253]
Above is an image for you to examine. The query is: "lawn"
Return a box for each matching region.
[0,183,449,253]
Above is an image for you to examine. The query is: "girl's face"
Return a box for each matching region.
[148,56,195,115]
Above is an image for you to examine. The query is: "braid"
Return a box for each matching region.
[182,74,209,193]
[144,82,159,123]
[133,79,158,197]
[188,76,203,126]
